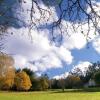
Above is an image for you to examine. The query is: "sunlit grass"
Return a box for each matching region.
[0,89,100,100]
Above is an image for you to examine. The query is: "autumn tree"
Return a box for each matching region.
[14,71,32,91]
[22,68,38,91]
[0,53,15,90]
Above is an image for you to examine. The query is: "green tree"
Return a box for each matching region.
[30,78,40,91]
[94,71,100,86]
[58,79,65,92]
[22,68,35,77]
[14,71,32,91]
[65,75,82,88]
[50,79,60,89]
[39,77,49,91]
[38,74,49,91]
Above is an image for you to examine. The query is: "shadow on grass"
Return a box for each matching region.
[49,88,100,94]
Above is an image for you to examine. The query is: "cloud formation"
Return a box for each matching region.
[3,27,74,72]
[3,23,89,72]
[2,0,100,78]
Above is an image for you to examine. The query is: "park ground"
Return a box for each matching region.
[1,88,100,100]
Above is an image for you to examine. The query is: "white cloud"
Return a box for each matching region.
[54,46,73,64]
[13,55,38,72]
[3,20,97,73]
[72,61,92,75]
[3,27,73,72]
[63,33,87,50]
[14,55,27,68]
[92,37,100,54]
[53,72,69,80]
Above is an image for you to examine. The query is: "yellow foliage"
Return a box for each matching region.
[0,53,15,90]
[14,71,32,91]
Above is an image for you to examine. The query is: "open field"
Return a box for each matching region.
[0,89,100,100]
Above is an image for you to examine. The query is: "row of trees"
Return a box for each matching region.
[50,75,82,91]
[50,62,100,91]
[0,53,50,91]
[0,52,82,91]
[0,68,50,91]
[0,52,83,91]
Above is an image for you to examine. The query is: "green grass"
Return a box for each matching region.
[0,89,100,100]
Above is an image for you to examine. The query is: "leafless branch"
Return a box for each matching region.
[0,0,100,49]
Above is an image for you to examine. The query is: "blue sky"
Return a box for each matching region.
[1,0,100,78]
[46,42,100,78]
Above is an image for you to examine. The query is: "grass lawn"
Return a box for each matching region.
[0,89,100,100]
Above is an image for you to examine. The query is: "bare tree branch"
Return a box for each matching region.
[0,0,100,48]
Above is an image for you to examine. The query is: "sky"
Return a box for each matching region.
[1,0,100,78]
